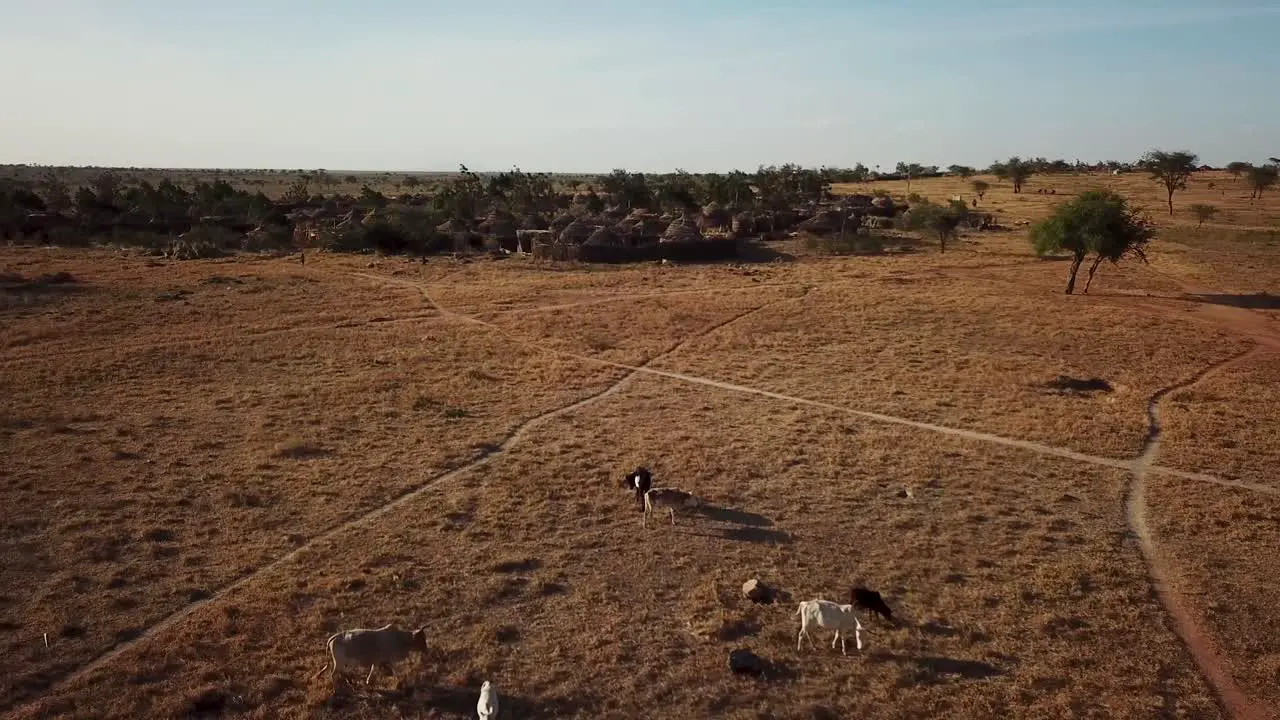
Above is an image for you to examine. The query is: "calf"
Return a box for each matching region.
[623,466,653,510]
[795,599,866,655]
[850,586,894,623]
[642,487,699,527]
[310,624,429,685]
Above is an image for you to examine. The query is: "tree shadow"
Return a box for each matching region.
[736,242,797,263]
[1186,292,1280,310]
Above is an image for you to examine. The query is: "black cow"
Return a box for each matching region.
[622,467,652,510]
[850,586,894,623]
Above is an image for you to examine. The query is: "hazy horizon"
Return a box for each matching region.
[3,1,1278,173]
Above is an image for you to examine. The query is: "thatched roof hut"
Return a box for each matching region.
[550,212,576,233]
[699,202,732,231]
[660,215,703,244]
[436,217,469,235]
[520,213,549,231]
[557,218,594,245]
[584,225,625,248]
[479,209,518,242]
[798,208,846,235]
[731,211,756,238]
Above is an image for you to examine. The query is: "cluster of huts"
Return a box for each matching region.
[423,192,917,264]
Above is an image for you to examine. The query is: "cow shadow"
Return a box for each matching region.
[866,650,1002,681]
[672,503,793,545]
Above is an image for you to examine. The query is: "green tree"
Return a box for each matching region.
[283,176,310,204]
[598,169,653,211]
[1225,161,1252,181]
[1030,190,1155,294]
[40,172,71,213]
[905,198,968,253]
[948,165,975,178]
[1003,156,1033,193]
[91,171,121,206]
[970,179,990,202]
[1247,164,1278,199]
[1188,204,1218,227]
[1139,149,1198,215]
[895,162,925,194]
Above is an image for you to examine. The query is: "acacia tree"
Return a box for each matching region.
[1004,156,1032,193]
[1030,190,1155,294]
[896,162,925,194]
[906,198,968,253]
[1247,164,1278,199]
[1140,149,1197,215]
[1225,161,1252,181]
[948,165,975,178]
[970,179,990,202]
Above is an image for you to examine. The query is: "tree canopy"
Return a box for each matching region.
[1247,164,1278,199]
[1030,189,1155,294]
[1139,149,1197,215]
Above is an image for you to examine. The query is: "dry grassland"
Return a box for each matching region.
[1158,355,1280,489]
[1145,475,1280,711]
[1,170,1277,719]
[6,378,1222,719]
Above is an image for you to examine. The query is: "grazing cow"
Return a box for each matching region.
[477,680,499,720]
[310,624,429,685]
[623,466,653,510]
[850,586,894,622]
[795,599,867,655]
[642,487,699,527]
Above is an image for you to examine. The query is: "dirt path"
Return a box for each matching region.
[361,272,1278,499]
[1129,345,1271,720]
[6,287,811,716]
[0,279,804,367]
[366,270,1279,720]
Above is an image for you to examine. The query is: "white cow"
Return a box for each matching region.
[477,679,499,719]
[795,599,867,655]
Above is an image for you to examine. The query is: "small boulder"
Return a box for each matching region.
[728,648,768,679]
[742,579,774,604]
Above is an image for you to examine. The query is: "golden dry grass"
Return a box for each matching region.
[1158,355,1280,489]
[1,174,1277,719]
[1145,475,1280,711]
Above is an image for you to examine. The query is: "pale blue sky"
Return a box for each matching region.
[2,1,1277,172]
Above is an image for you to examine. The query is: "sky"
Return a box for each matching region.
[2,0,1278,173]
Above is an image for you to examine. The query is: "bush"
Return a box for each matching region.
[166,237,227,260]
[805,229,882,255]
[1188,203,1218,227]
